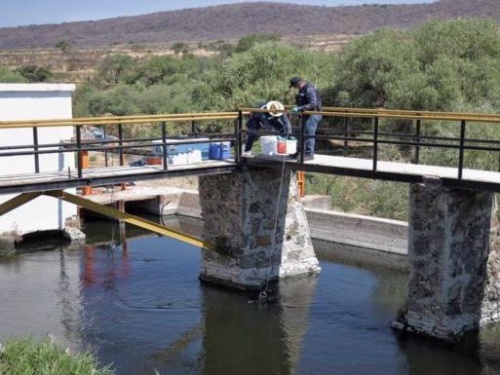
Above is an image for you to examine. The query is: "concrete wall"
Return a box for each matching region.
[0,84,77,235]
[157,189,409,259]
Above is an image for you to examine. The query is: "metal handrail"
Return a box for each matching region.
[0,113,241,129]
[3,107,500,185]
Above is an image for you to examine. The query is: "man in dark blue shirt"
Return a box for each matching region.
[289,76,322,161]
[243,101,291,155]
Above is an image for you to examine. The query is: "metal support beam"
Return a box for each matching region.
[0,192,42,217]
[44,191,214,250]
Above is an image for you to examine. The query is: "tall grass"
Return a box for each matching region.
[0,338,115,375]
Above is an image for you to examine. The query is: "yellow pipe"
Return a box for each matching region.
[44,191,214,251]
[322,106,500,119]
[300,111,500,123]
[0,114,239,129]
[2,107,500,130]
[242,106,500,123]
[0,112,239,126]
[0,192,42,217]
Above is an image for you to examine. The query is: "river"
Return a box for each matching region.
[0,217,499,375]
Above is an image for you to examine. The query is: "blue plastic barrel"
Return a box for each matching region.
[209,142,230,160]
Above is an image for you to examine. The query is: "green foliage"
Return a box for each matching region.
[0,66,27,83]
[16,65,52,82]
[307,174,409,221]
[171,42,190,55]
[234,33,282,53]
[55,40,72,53]
[192,41,334,110]
[0,337,115,375]
[334,19,500,111]
[97,54,135,86]
[414,19,500,67]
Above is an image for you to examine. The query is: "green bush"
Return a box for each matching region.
[0,337,114,375]
[0,67,27,83]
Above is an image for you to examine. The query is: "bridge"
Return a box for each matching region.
[2,107,500,342]
[2,107,500,193]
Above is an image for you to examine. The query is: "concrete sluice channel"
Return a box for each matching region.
[0,215,499,375]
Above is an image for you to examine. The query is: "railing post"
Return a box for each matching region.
[32,127,40,174]
[235,111,243,163]
[103,125,109,167]
[76,126,82,179]
[413,119,421,165]
[191,120,197,137]
[118,123,124,167]
[300,114,306,163]
[373,116,379,171]
[343,117,349,157]
[162,121,168,171]
[458,120,466,180]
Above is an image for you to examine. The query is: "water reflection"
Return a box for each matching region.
[200,276,318,375]
[0,247,82,350]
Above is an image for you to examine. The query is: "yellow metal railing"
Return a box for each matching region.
[0,112,241,129]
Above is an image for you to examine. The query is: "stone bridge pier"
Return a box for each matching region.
[198,167,321,290]
[394,178,500,342]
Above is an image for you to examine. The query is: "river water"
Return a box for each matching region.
[0,218,500,375]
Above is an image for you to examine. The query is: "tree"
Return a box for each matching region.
[234,34,281,53]
[171,42,190,56]
[55,40,72,54]
[192,41,333,110]
[332,19,500,111]
[97,54,134,86]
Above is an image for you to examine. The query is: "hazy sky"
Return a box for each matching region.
[0,0,435,28]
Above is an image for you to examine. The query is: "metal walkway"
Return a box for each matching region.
[0,161,236,194]
[244,154,500,192]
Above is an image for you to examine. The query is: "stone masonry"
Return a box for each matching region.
[394,177,500,341]
[198,167,321,290]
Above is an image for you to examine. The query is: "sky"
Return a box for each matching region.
[0,0,435,28]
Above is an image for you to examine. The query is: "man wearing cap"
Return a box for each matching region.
[243,101,291,155]
[289,76,322,161]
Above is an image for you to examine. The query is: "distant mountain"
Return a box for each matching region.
[0,0,499,50]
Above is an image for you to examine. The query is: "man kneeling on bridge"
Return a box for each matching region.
[243,101,291,156]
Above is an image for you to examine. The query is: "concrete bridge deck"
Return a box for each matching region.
[0,160,236,194]
[246,153,500,192]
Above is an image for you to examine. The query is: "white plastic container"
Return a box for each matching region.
[286,139,297,154]
[260,136,278,155]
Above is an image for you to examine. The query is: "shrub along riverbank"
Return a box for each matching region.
[0,338,115,375]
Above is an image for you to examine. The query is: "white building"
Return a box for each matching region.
[0,84,78,236]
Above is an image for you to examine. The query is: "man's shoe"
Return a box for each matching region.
[304,154,315,161]
[242,150,252,157]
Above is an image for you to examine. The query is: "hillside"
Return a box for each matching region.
[0,0,499,50]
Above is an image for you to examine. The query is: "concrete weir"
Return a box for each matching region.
[393,178,500,342]
[198,168,321,290]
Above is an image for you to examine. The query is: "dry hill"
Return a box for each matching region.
[0,0,499,50]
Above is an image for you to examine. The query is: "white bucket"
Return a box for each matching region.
[260,136,278,155]
[285,139,297,154]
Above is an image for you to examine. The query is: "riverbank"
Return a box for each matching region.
[0,337,115,375]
